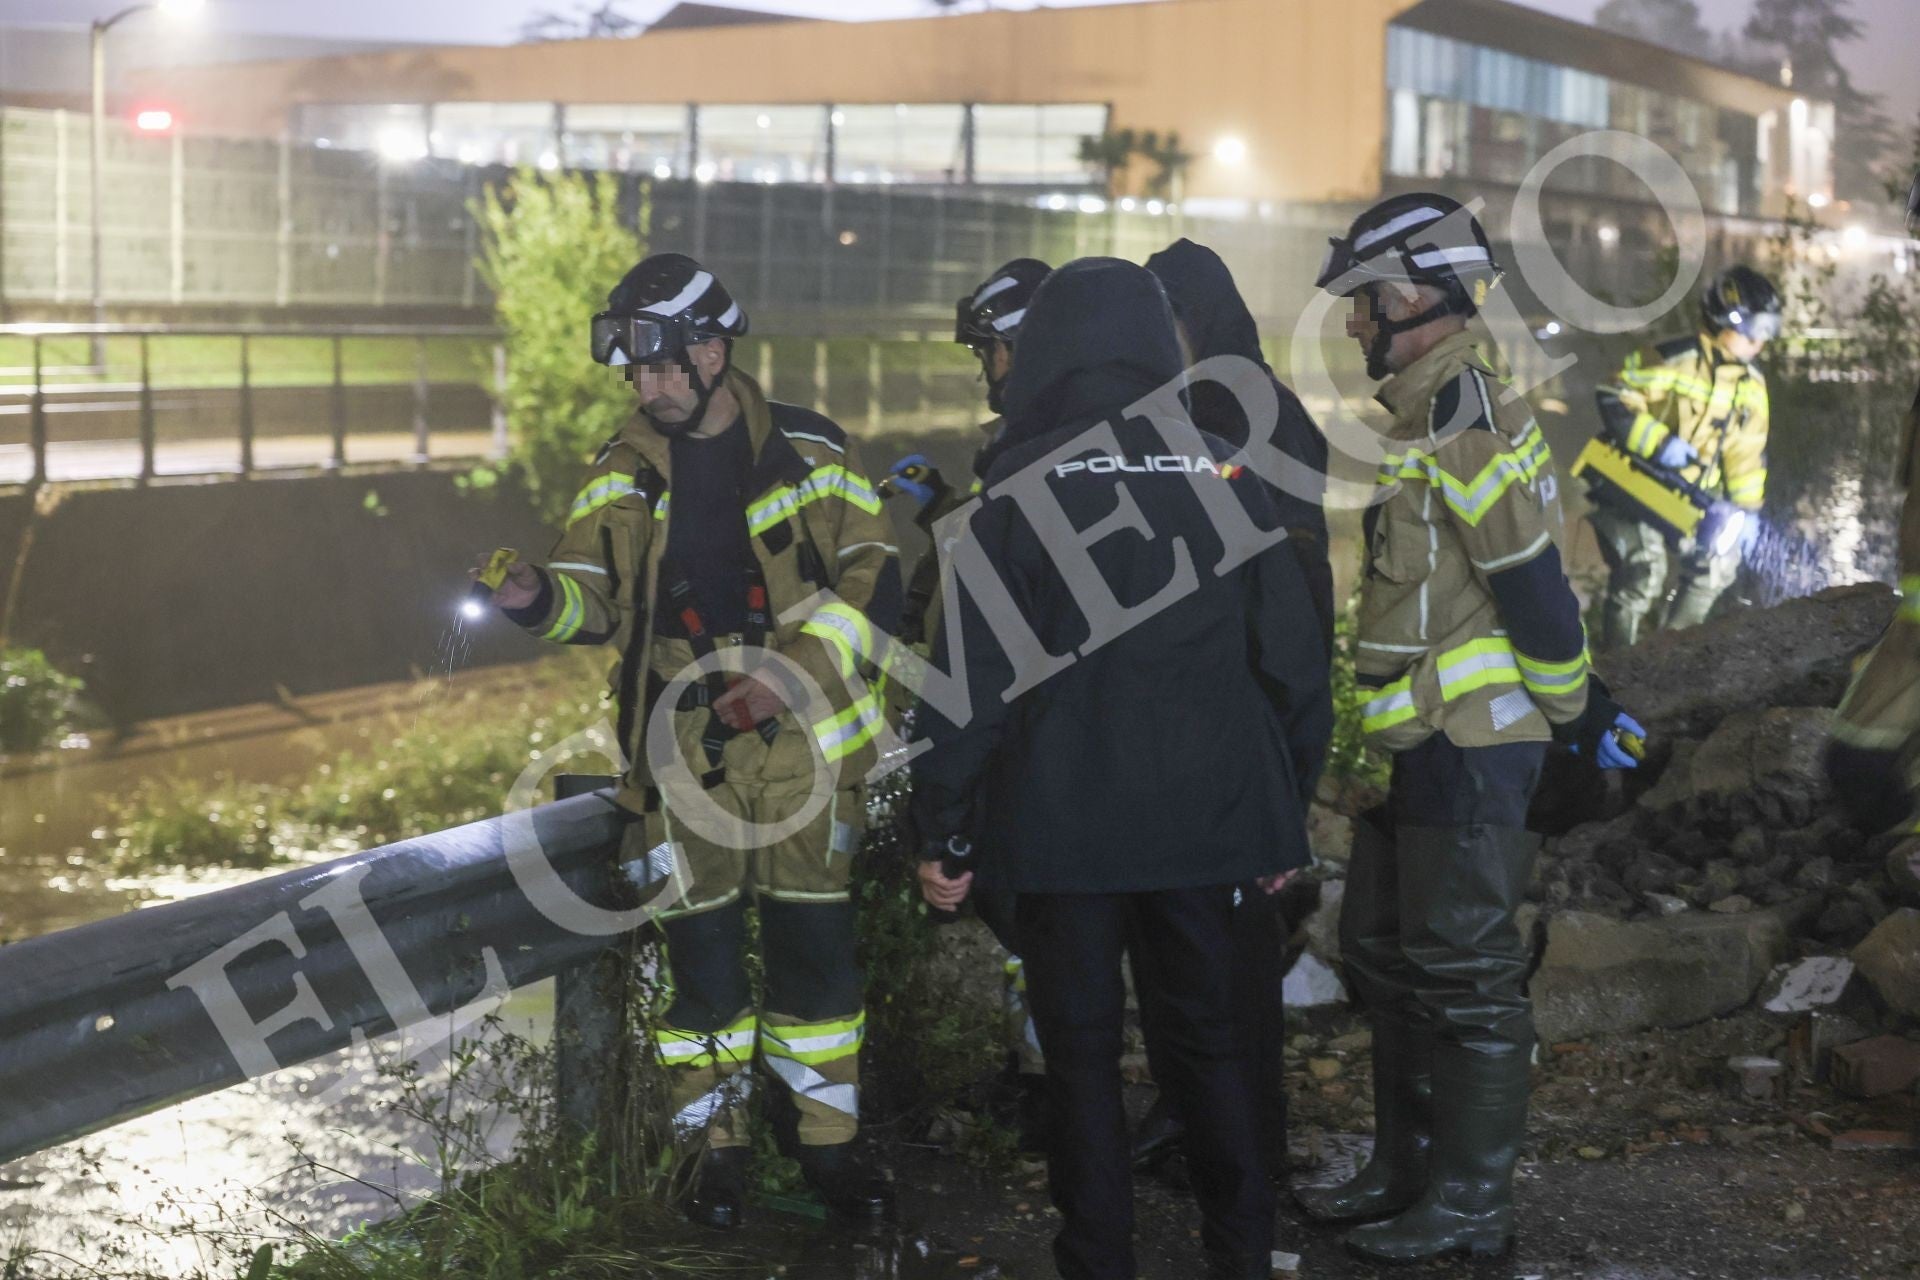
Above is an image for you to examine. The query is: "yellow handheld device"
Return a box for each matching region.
[1569,437,1707,542]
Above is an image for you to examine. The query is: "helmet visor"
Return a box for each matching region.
[591,313,683,366]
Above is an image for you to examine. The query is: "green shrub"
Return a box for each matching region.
[0,647,86,754]
[475,170,648,525]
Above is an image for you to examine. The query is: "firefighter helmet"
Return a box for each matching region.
[956,258,1052,353]
[593,253,749,368]
[1700,266,1782,344]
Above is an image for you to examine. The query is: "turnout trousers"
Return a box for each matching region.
[643,776,869,1149]
[1020,885,1274,1279]
[1590,504,1740,649]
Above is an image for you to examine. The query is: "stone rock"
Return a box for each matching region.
[1308,1057,1345,1081]
[1304,877,1344,961]
[1688,861,1741,907]
[1531,909,1792,1042]
[1686,707,1835,831]
[1852,908,1920,1019]
[1636,738,1701,819]
[1709,894,1757,914]
[1327,1029,1373,1054]
[1645,892,1690,917]
[1794,856,1836,890]
[1598,584,1894,740]
[1886,838,1920,907]
[1309,806,1353,866]
[1762,956,1857,1014]
[1729,828,1770,865]
[1282,952,1346,1009]
[1816,895,1877,947]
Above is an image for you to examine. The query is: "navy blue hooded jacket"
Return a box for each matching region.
[909,258,1333,894]
[1146,238,1334,650]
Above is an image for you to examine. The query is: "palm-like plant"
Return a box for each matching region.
[1077,129,1138,193]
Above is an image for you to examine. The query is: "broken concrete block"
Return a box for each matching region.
[1831,1035,1920,1099]
[1282,951,1345,1009]
[1726,1055,1786,1102]
[1785,1009,1878,1083]
[1851,908,1920,1019]
[1530,909,1791,1042]
[1644,892,1690,917]
[1762,956,1857,1014]
[1685,707,1835,830]
[1709,894,1757,914]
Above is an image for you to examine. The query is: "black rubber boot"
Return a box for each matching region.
[1293,1015,1432,1224]
[1205,1248,1277,1278]
[1016,1072,1052,1156]
[1342,1043,1528,1264]
[1131,1093,1187,1171]
[798,1142,897,1222]
[683,1145,748,1230]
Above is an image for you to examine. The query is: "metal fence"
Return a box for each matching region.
[0,781,636,1167]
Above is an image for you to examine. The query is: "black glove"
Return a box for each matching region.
[1552,684,1646,771]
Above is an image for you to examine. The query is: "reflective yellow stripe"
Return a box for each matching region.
[800,602,875,680]
[657,1013,758,1069]
[1386,427,1551,527]
[543,574,586,642]
[813,689,885,763]
[567,472,639,526]
[1360,675,1417,735]
[1727,470,1766,503]
[1436,637,1523,700]
[1516,645,1590,696]
[1902,577,1920,624]
[653,492,670,522]
[1626,413,1668,458]
[759,1011,866,1066]
[746,464,883,536]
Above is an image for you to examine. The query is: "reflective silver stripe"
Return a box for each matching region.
[1438,649,1521,696]
[1520,665,1585,691]
[1358,639,1430,654]
[763,1054,858,1118]
[765,1026,864,1057]
[817,700,884,753]
[972,274,1021,306]
[715,300,742,329]
[548,561,609,576]
[1472,530,1553,574]
[990,307,1027,333]
[838,541,898,558]
[1354,205,1447,252]
[672,1076,753,1136]
[640,269,713,317]
[1421,487,1435,641]
[1363,687,1415,719]
[782,429,845,454]
[1411,246,1492,268]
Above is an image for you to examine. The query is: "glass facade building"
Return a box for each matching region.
[293,100,1109,189]
[1385,24,1762,217]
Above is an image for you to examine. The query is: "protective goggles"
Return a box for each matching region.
[1721,307,1782,343]
[955,298,997,353]
[590,312,702,367]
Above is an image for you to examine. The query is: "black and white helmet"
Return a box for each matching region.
[956,258,1051,353]
[592,253,749,368]
[1700,266,1782,343]
[1316,192,1503,312]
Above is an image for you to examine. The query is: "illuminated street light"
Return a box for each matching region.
[1213,136,1248,166]
[133,108,174,133]
[91,0,205,362]
[1808,192,1831,210]
[694,162,718,184]
[1842,225,1868,251]
[653,161,673,180]
[377,125,428,164]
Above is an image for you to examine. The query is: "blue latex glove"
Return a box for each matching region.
[1593,711,1646,771]
[1700,501,1757,561]
[1655,436,1699,470]
[887,453,937,506]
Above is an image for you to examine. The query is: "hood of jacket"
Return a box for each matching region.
[998,257,1185,454]
[1145,239,1268,370]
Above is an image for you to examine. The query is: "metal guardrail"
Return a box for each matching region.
[0,784,636,1168]
[0,322,509,486]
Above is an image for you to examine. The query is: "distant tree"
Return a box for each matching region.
[1743,0,1895,201]
[519,1,645,42]
[1595,0,1711,57]
[1078,129,1139,193]
[1136,130,1193,202]
[475,170,646,522]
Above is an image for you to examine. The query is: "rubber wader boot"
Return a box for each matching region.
[1343,1043,1529,1263]
[684,1145,748,1230]
[1131,1093,1187,1171]
[1293,1016,1432,1223]
[797,1142,897,1222]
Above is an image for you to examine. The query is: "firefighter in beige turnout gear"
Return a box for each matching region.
[488,255,902,1228]
[1827,173,1920,834]
[1589,266,1779,648]
[1295,194,1645,1264]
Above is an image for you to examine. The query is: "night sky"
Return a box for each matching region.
[4,0,1913,145]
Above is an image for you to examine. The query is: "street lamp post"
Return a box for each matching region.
[89,0,202,364]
